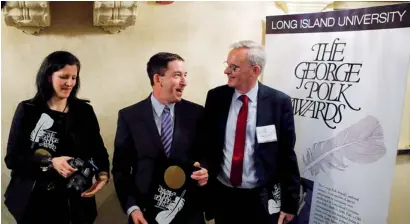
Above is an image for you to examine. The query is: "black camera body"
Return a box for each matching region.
[66,158,99,195]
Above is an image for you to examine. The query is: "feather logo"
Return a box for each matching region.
[302,115,386,176]
[268,184,281,214]
[155,190,186,224]
[30,113,54,148]
[297,185,307,215]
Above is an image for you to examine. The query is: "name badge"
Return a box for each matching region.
[256,125,277,143]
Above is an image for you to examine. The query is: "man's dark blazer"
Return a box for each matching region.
[112,95,206,223]
[204,82,301,215]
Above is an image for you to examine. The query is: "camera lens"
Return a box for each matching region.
[65,158,98,196]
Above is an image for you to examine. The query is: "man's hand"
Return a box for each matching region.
[81,172,109,197]
[52,156,77,178]
[190,162,208,186]
[278,211,294,224]
[131,209,148,224]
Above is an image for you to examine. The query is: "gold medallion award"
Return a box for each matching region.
[164,165,186,190]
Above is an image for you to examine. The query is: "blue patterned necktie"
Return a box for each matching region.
[161,106,173,157]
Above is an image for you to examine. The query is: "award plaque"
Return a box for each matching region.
[144,162,198,224]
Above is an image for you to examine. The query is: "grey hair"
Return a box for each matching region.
[230,40,266,72]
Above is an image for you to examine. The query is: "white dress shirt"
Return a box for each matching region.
[217,82,259,189]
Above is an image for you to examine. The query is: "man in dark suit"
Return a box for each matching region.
[112,52,208,224]
[204,40,301,224]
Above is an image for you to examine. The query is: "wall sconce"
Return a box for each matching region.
[156,1,174,5]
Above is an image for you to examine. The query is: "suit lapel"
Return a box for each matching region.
[170,101,183,158]
[256,83,271,150]
[142,96,165,154]
[219,87,235,145]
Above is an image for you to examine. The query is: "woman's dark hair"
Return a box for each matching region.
[33,51,85,103]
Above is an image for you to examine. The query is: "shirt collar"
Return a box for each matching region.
[150,93,175,117]
[233,82,259,103]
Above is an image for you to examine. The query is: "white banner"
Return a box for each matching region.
[264,3,410,224]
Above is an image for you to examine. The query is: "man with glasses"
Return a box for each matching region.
[203,40,301,224]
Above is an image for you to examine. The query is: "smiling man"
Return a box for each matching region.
[112,52,208,224]
[204,40,301,224]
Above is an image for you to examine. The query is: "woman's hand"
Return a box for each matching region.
[52,156,77,178]
[81,172,109,198]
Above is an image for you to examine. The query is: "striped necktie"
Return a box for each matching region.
[161,106,173,157]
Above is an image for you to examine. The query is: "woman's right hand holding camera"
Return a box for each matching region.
[52,156,77,178]
[131,210,148,224]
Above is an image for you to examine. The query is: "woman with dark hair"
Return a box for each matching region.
[4,51,110,224]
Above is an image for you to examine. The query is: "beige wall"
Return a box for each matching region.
[1,2,283,223]
[399,70,410,149]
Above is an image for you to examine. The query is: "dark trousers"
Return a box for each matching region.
[19,188,71,224]
[212,180,279,224]
[18,187,94,224]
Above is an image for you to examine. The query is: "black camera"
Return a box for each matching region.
[66,158,99,195]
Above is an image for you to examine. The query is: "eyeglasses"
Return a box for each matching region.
[223,61,240,72]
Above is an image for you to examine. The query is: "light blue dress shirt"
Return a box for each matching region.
[150,93,175,134]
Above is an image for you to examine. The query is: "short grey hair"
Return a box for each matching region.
[230,40,266,72]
